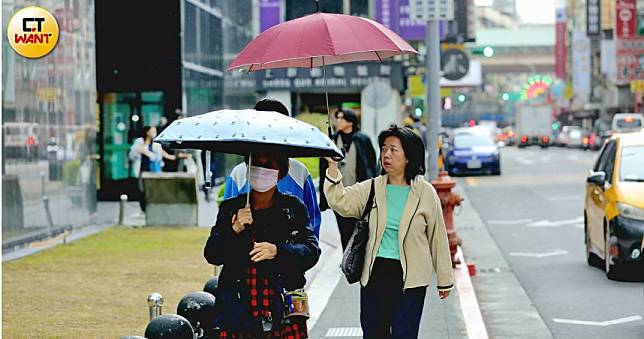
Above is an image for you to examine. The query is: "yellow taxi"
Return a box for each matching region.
[584,132,644,280]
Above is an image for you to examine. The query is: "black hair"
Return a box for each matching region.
[254,97,290,116]
[378,126,426,183]
[244,153,290,180]
[142,126,156,139]
[335,109,359,131]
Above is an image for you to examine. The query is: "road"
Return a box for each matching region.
[460,146,644,338]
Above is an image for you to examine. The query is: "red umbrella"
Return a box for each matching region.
[226,12,417,71]
[227,3,417,138]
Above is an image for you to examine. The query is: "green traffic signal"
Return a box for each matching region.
[472,46,494,58]
[552,122,559,130]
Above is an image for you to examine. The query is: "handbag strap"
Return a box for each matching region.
[360,179,375,221]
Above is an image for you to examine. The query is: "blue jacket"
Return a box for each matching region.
[223,159,321,238]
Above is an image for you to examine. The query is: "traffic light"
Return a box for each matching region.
[457,94,467,103]
[552,122,559,130]
[483,46,494,58]
[472,46,494,58]
[501,92,510,101]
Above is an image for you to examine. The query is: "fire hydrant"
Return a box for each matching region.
[431,171,463,267]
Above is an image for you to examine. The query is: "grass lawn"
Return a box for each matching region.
[2,226,213,338]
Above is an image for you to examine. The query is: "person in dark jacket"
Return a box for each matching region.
[204,152,320,338]
[319,109,377,250]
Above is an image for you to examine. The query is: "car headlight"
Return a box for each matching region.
[616,203,644,221]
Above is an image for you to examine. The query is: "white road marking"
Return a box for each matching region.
[553,315,642,327]
[546,195,580,201]
[487,218,533,225]
[509,250,569,258]
[527,216,584,227]
[325,327,363,337]
[515,157,535,165]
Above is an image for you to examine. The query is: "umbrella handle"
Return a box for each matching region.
[246,153,251,207]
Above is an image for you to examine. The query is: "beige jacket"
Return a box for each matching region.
[324,170,454,291]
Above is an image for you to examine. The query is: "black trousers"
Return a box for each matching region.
[334,212,358,251]
[360,258,427,339]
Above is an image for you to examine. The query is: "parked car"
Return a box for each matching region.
[584,132,644,280]
[555,126,584,148]
[611,113,643,134]
[446,127,501,176]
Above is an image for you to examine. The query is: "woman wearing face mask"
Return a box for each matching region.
[204,153,320,338]
[323,126,454,339]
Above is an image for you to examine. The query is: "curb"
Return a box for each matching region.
[454,246,489,339]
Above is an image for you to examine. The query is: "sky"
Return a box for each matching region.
[475,0,556,24]
[516,0,555,24]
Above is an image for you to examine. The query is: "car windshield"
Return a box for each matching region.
[620,146,644,182]
[569,130,582,138]
[454,134,495,148]
[616,119,642,128]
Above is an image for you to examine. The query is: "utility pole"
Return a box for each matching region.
[410,0,453,181]
[425,20,441,181]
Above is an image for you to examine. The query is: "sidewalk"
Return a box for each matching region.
[306,211,468,338]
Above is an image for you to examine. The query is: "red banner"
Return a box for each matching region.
[616,37,644,84]
[616,0,636,38]
[555,21,567,79]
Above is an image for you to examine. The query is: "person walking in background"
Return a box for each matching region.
[323,126,454,339]
[129,126,181,212]
[319,108,377,250]
[205,152,319,338]
[224,98,322,238]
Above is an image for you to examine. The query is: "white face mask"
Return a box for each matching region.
[249,166,279,192]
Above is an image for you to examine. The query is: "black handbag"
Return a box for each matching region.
[341,179,375,284]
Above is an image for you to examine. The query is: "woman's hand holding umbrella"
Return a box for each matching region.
[325,157,339,178]
[232,207,253,234]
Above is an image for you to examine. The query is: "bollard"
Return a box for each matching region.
[41,171,55,228]
[431,171,463,267]
[147,292,164,321]
[119,194,128,226]
[204,150,212,189]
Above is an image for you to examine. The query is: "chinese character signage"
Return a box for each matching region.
[587,0,601,36]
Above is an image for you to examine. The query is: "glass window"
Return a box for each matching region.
[620,146,644,182]
[616,118,642,128]
[594,140,615,172]
[2,0,97,243]
[454,134,495,148]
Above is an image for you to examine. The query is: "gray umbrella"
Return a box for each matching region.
[155,109,342,158]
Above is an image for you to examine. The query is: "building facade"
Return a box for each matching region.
[2,0,98,245]
[96,0,257,200]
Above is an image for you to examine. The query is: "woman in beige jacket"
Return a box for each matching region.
[324,126,454,339]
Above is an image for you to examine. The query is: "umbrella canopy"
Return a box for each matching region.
[227,12,417,71]
[155,109,343,158]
